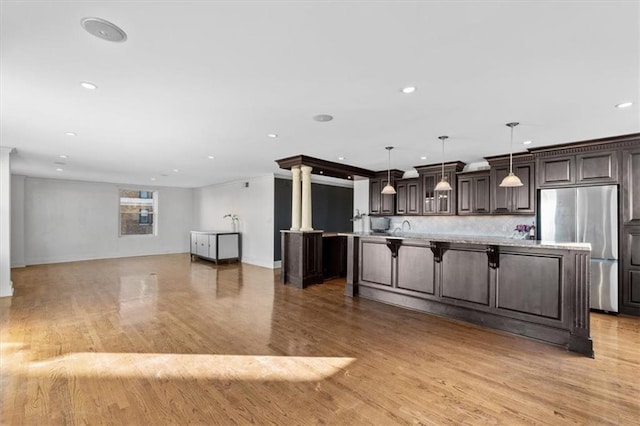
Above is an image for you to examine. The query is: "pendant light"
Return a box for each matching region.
[381,146,397,195]
[434,136,452,191]
[499,122,524,187]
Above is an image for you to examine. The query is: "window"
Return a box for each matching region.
[119,189,156,236]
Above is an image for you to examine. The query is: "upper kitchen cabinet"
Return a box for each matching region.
[415,162,465,215]
[369,170,404,216]
[396,178,421,215]
[531,142,620,188]
[622,146,640,225]
[485,153,535,215]
[457,170,490,215]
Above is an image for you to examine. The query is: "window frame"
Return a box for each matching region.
[118,188,158,237]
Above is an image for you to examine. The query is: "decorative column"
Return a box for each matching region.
[300,165,313,231]
[290,166,301,231]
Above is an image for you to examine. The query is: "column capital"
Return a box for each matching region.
[300,165,313,174]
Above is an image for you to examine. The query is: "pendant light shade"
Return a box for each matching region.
[500,122,524,188]
[434,136,452,191]
[381,146,397,195]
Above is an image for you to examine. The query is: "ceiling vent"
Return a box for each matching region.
[81,17,127,42]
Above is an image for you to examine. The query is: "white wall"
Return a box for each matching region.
[192,174,275,269]
[10,175,25,267]
[18,177,193,265]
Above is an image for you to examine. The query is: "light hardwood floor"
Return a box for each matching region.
[1,254,639,425]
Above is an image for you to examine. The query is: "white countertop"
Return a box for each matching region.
[338,232,591,251]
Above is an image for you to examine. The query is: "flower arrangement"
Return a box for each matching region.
[223,214,239,232]
[512,224,535,240]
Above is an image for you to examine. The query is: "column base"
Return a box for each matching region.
[300,227,314,232]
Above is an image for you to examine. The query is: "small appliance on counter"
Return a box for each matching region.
[370,217,390,234]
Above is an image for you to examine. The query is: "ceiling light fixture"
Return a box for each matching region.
[381,146,397,195]
[80,81,98,90]
[615,102,633,109]
[65,132,77,136]
[523,140,532,145]
[338,156,345,161]
[172,169,179,173]
[401,86,416,94]
[59,155,68,159]
[434,136,452,191]
[499,122,524,187]
[313,114,333,122]
[420,156,427,160]
[267,133,278,138]
[56,168,64,172]
[81,17,127,42]
[207,155,215,159]
[151,177,156,181]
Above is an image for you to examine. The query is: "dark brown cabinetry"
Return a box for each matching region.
[621,146,640,315]
[415,162,465,215]
[369,170,404,216]
[485,153,535,214]
[531,133,639,316]
[457,171,490,215]
[395,178,421,215]
[536,149,619,188]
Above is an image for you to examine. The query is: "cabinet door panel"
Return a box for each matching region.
[577,151,618,183]
[380,179,395,215]
[497,253,561,319]
[218,234,239,259]
[369,179,381,214]
[492,166,511,213]
[457,178,472,214]
[395,182,407,215]
[474,176,491,213]
[407,181,420,214]
[622,150,640,224]
[360,240,392,286]
[397,245,435,294]
[196,234,210,257]
[539,156,575,186]
[423,175,436,214]
[513,164,534,213]
[441,249,490,305]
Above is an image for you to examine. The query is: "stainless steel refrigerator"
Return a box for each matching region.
[539,185,618,312]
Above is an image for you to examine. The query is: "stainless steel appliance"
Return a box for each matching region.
[539,185,618,312]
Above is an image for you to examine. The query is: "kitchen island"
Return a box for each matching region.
[340,232,593,357]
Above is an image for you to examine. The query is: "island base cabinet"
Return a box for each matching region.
[345,235,593,357]
[441,248,490,305]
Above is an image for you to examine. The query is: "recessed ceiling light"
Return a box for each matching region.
[401,86,417,94]
[338,156,345,161]
[313,114,333,122]
[207,155,215,159]
[81,17,127,43]
[319,171,324,174]
[347,176,352,180]
[80,81,98,90]
[420,156,427,160]
[151,177,156,181]
[59,154,68,159]
[172,169,179,173]
[523,140,533,145]
[615,102,633,109]
[56,168,64,172]
[267,133,278,138]
[65,132,77,136]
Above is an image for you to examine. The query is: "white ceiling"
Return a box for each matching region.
[1,1,638,188]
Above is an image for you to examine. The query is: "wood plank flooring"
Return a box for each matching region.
[1,253,639,425]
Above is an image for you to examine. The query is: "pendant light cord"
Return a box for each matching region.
[509,125,514,174]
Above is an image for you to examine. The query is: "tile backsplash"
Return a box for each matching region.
[356,215,536,238]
